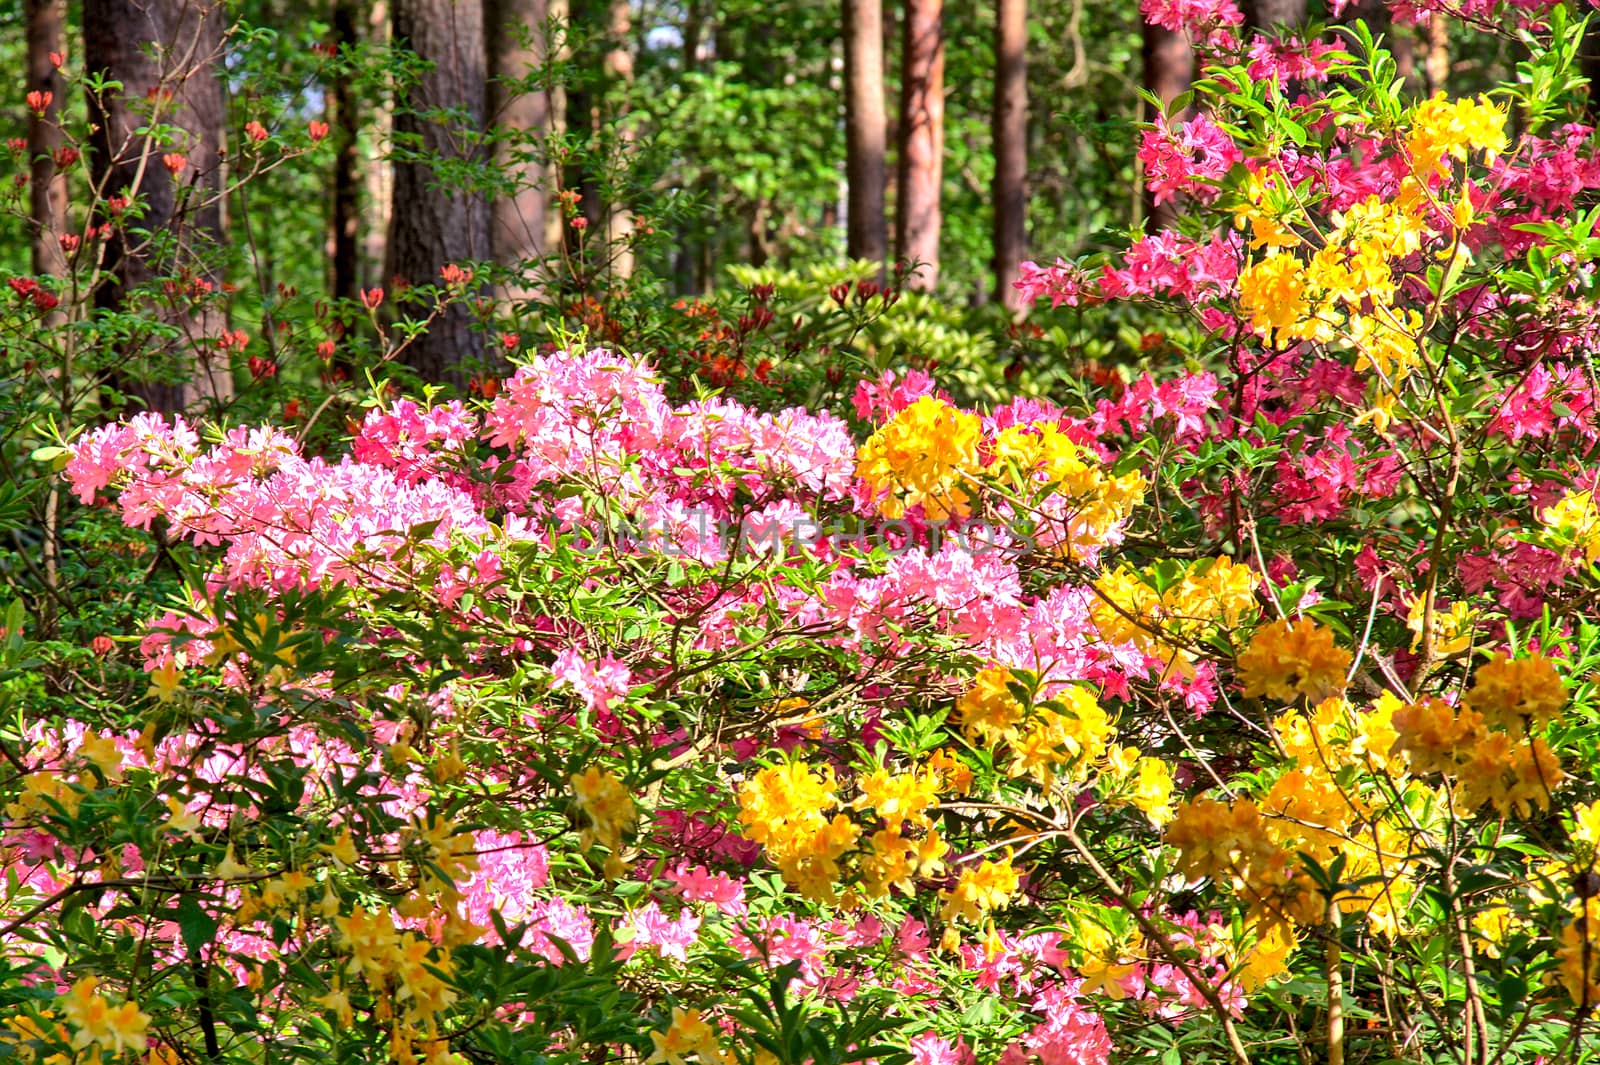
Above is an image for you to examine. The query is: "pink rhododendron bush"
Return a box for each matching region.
[12,4,1600,1065]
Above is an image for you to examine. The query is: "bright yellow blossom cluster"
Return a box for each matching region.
[989,420,1147,560]
[571,766,638,875]
[940,856,1021,923]
[1236,617,1351,704]
[856,764,950,897]
[1390,654,1567,819]
[58,976,151,1057]
[1463,651,1566,734]
[1093,555,1257,663]
[1542,489,1600,563]
[1405,92,1508,175]
[957,671,1113,788]
[855,401,1144,551]
[736,762,860,902]
[855,395,983,520]
[330,905,460,1064]
[647,1007,726,1065]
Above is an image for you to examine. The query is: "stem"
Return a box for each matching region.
[1328,904,1344,1065]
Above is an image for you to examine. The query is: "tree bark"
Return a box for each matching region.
[604,0,635,281]
[992,0,1027,309]
[331,0,361,307]
[84,0,231,413]
[365,1,392,294]
[844,0,887,273]
[487,0,551,302]
[1242,0,1305,31]
[896,0,943,292]
[388,0,490,384]
[1423,12,1449,95]
[1141,17,1192,232]
[26,0,68,281]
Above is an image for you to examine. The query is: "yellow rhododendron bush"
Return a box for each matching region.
[6,2,1600,1065]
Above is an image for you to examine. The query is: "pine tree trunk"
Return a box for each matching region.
[25,0,67,281]
[487,0,551,303]
[84,0,231,413]
[844,0,887,273]
[1141,17,1191,232]
[1243,0,1305,30]
[331,0,361,307]
[604,0,635,282]
[896,0,943,292]
[992,0,1027,309]
[1423,12,1449,95]
[365,1,392,293]
[388,0,490,384]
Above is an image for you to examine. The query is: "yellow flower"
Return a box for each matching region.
[161,795,203,840]
[1572,799,1600,846]
[1463,651,1566,735]
[736,762,858,902]
[147,660,182,703]
[77,733,123,780]
[940,857,1021,923]
[1389,697,1485,775]
[1231,920,1297,990]
[570,767,638,857]
[646,1006,723,1065]
[957,667,1025,744]
[1542,489,1600,562]
[855,395,983,520]
[855,765,941,832]
[213,844,254,881]
[1238,253,1312,345]
[1557,898,1600,1007]
[320,826,360,870]
[1129,757,1175,827]
[1406,93,1508,175]
[59,976,150,1055]
[1236,618,1351,704]
[1405,596,1475,658]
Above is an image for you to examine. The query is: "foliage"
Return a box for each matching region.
[7,1,1600,1065]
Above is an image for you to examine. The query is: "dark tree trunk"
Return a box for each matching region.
[1242,0,1304,31]
[332,0,361,307]
[487,0,551,302]
[844,0,888,273]
[993,0,1027,308]
[388,0,489,384]
[1141,17,1192,232]
[84,0,231,413]
[896,0,943,292]
[26,0,68,281]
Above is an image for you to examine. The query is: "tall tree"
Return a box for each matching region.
[896,0,943,292]
[84,0,230,412]
[25,0,67,281]
[844,0,887,272]
[1140,17,1191,232]
[331,0,362,307]
[1422,12,1450,94]
[603,0,636,281]
[388,0,490,383]
[1242,0,1305,30]
[487,0,552,302]
[992,0,1026,309]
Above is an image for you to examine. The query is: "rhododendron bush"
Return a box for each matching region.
[10,2,1600,1064]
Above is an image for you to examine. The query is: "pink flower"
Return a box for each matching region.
[550,647,633,717]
